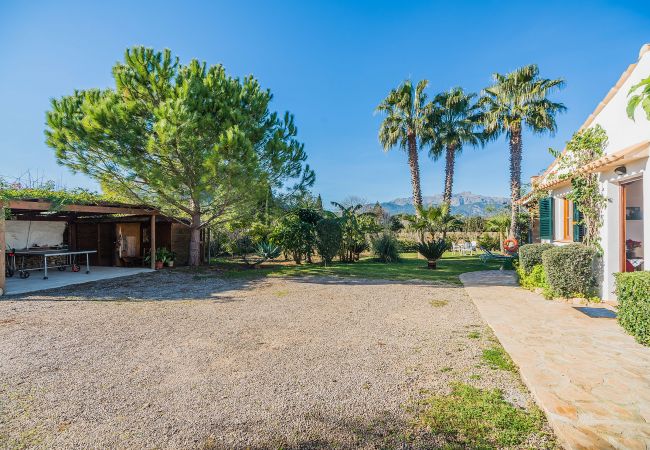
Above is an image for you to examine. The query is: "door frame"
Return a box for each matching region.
[619,176,644,272]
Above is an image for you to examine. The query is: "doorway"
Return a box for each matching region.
[620,179,644,272]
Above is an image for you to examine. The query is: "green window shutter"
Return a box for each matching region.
[539,197,554,240]
[573,203,584,242]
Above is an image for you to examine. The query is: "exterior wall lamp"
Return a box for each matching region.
[614,166,627,176]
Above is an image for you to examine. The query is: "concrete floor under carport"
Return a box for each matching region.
[4,266,154,296]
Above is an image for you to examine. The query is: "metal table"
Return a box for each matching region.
[12,249,97,280]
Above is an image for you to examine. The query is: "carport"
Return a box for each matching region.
[0,198,166,296]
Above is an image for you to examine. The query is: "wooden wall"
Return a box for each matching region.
[171,223,191,265]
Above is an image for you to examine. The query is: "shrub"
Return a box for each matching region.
[230,235,255,256]
[315,218,342,266]
[477,233,499,251]
[615,272,650,346]
[372,233,400,263]
[396,238,418,253]
[518,243,554,275]
[516,264,548,291]
[542,244,596,298]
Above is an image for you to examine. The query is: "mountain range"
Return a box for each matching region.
[372,192,510,216]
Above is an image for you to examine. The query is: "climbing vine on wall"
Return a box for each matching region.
[550,125,609,252]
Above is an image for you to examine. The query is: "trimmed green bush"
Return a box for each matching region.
[396,238,418,253]
[477,233,499,251]
[518,243,554,275]
[315,218,342,266]
[541,244,596,298]
[372,233,400,263]
[615,272,650,346]
[516,264,549,291]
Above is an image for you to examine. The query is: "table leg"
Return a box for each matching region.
[86,253,90,274]
[44,255,48,280]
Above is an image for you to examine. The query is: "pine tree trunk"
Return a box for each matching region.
[407,133,423,215]
[189,213,201,266]
[443,144,456,206]
[508,126,522,239]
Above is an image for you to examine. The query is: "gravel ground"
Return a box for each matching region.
[0,270,552,449]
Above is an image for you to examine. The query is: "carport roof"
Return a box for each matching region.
[2,198,158,219]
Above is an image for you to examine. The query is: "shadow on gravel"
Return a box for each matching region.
[3,269,266,302]
[4,267,465,303]
[280,275,464,289]
[199,410,440,450]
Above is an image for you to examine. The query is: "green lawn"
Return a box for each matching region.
[205,252,502,285]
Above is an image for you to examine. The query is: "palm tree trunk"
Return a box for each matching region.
[508,125,522,239]
[407,133,423,215]
[443,144,456,206]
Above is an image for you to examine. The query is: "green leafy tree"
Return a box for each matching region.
[627,75,650,120]
[376,80,433,214]
[270,213,315,264]
[331,202,379,262]
[428,88,485,205]
[45,47,314,265]
[315,218,343,266]
[480,65,565,238]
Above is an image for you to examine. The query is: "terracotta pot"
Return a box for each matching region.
[155,261,164,270]
[427,260,437,269]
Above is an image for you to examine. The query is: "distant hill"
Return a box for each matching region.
[373,192,510,217]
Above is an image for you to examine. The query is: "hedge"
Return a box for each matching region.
[518,243,554,275]
[615,272,650,346]
[541,244,596,298]
[397,238,419,253]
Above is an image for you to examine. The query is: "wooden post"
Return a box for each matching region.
[0,202,5,296]
[150,214,156,270]
[207,228,211,265]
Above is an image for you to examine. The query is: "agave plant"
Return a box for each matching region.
[243,241,281,267]
[256,242,281,260]
[417,239,449,269]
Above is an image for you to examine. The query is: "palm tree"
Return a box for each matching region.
[376,79,433,215]
[407,203,461,240]
[486,213,510,252]
[480,65,565,238]
[428,87,485,206]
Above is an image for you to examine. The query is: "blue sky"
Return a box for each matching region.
[1,0,649,206]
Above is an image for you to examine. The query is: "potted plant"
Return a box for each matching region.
[144,247,167,269]
[166,250,176,267]
[416,239,449,269]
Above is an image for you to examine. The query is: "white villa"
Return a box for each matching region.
[525,43,650,300]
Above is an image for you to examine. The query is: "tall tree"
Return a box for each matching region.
[480,65,565,238]
[376,80,432,215]
[428,88,484,206]
[46,47,314,265]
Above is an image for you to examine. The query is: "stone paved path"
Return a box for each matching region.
[460,270,650,450]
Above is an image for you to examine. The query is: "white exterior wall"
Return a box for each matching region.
[543,45,650,300]
[591,52,650,156]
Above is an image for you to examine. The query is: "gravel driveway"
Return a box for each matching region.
[0,270,550,448]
